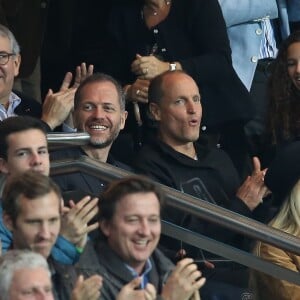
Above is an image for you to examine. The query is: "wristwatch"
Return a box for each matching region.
[169,62,177,71]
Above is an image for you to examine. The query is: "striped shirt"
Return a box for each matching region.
[259,18,278,59]
[0,92,21,121]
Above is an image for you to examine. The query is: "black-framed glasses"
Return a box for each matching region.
[0,52,15,65]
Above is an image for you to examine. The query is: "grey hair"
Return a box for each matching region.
[0,24,20,54]
[0,250,51,300]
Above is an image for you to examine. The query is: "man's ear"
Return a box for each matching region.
[100,220,111,237]
[13,54,21,77]
[3,213,14,231]
[149,103,161,121]
[0,158,9,174]
[119,110,128,131]
[72,110,78,130]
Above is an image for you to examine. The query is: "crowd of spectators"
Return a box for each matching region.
[0,0,300,299]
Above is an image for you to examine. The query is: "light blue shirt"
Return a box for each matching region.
[0,92,21,121]
[219,0,292,90]
[125,259,153,289]
[259,19,278,59]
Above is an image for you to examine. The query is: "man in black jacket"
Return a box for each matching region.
[134,70,269,254]
[51,73,131,197]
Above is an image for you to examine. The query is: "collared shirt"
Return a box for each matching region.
[0,92,21,121]
[125,259,153,289]
[259,18,278,59]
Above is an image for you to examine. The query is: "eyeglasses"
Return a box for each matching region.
[0,52,15,65]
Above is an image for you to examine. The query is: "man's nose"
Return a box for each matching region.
[30,152,42,165]
[38,223,51,239]
[138,220,151,236]
[93,106,105,119]
[186,101,196,114]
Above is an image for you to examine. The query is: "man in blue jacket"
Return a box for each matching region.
[0,115,99,264]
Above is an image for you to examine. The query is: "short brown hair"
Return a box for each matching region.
[74,72,125,111]
[0,116,47,160]
[2,170,61,224]
[99,175,164,222]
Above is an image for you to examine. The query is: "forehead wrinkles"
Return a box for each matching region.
[79,82,120,104]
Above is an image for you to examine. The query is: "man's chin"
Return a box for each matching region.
[32,245,52,258]
[34,248,51,259]
[89,138,114,149]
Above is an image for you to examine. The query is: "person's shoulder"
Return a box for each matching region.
[107,154,134,172]
[134,140,169,167]
[13,90,42,118]
[50,146,84,161]
[196,142,231,162]
[138,140,162,156]
[151,248,175,273]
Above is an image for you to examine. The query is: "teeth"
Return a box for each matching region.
[134,240,148,245]
[90,125,107,130]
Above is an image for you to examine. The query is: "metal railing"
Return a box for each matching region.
[48,133,300,285]
[47,132,90,149]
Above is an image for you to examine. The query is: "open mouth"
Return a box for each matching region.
[89,124,108,130]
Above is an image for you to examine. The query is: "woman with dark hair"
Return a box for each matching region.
[107,0,253,175]
[268,31,300,146]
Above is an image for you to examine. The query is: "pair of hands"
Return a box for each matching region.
[41,63,94,130]
[160,258,205,300]
[126,54,177,103]
[117,258,204,300]
[236,156,270,211]
[72,274,156,300]
[72,274,103,300]
[60,195,99,249]
[117,277,156,300]
[71,258,205,300]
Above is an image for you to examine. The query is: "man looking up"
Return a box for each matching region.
[2,171,103,300]
[77,176,206,300]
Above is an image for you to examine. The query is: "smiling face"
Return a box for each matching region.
[101,192,161,274]
[9,267,54,300]
[73,81,127,148]
[4,191,61,258]
[0,35,21,105]
[0,129,49,176]
[287,42,300,91]
[150,72,202,148]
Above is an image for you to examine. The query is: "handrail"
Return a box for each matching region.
[162,221,300,285]
[50,156,300,256]
[50,155,300,284]
[47,132,90,149]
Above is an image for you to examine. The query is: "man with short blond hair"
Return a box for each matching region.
[2,171,103,300]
